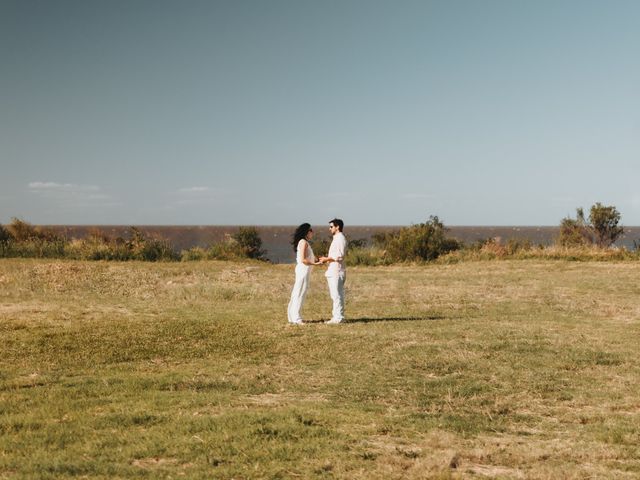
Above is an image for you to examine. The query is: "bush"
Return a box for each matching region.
[207,240,245,261]
[589,202,623,247]
[379,216,461,263]
[558,208,593,247]
[61,227,178,261]
[0,224,10,244]
[123,228,178,261]
[346,247,391,266]
[506,238,534,255]
[180,228,268,262]
[0,220,184,262]
[310,237,331,257]
[0,238,67,258]
[181,247,208,262]
[5,218,62,242]
[558,204,623,248]
[5,218,39,242]
[232,227,266,260]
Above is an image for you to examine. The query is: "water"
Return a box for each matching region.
[47,225,640,263]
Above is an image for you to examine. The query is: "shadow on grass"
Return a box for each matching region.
[348,315,447,324]
[302,315,447,324]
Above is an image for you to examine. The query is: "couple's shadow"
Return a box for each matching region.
[304,315,447,324]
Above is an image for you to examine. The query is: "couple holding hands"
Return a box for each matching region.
[287,218,347,325]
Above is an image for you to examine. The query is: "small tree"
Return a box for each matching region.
[5,217,62,242]
[558,208,592,247]
[589,202,623,248]
[558,203,624,248]
[233,227,266,260]
[6,218,39,241]
[382,216,460,262]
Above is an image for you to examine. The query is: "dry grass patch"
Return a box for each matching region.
[2,258,640,479]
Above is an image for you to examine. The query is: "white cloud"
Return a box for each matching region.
[29,182,100,192]
[28,181,119,208]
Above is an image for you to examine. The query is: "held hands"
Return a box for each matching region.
[309,256,333,265]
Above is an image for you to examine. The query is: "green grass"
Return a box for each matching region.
[2,259,640,478]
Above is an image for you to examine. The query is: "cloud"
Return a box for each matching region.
[29,182,100,192]
[28,181,120,207]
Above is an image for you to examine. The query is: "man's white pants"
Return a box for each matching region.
[288,264,311,323]
[326,273,346,322]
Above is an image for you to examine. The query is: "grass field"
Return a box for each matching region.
[2,258,640,479]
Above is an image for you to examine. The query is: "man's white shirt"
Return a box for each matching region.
[325,231,347,277]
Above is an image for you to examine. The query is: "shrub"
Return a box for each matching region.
[5,218,39,241]
[207,241,245,260]
[372,231,393,249]
[506,238,534,255]
[310,237,331,257]
[180,228,268,262]
[348,238,368,249]
[558,208,592,247]
[0,224,10,244]
[377,216,461,262]
[62,227,178,261]
[179,230,267,262]
[1,238,67,258]
[480,238,508,258]
[0,220,178,261]
[589,203,623,248]
[0,219,66,258]
[124,228,178,261]
[181,247,208,262]
[346,247,391,266]
[5,217,62,242]
[232,227,266,260]
[558,204,623,248]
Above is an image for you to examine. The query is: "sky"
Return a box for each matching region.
[1,0,639,226]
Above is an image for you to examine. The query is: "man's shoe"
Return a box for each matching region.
[289,319,303,325]
[325,318,343,324]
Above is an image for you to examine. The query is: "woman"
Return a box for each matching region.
[287,223,321,324]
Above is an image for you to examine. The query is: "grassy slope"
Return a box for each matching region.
[1,259,640,479]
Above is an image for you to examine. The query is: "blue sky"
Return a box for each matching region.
[1,0,639,225]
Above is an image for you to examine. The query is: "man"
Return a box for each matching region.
[320,218,347,324]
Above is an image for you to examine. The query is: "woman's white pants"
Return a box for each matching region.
[287,264,311,323]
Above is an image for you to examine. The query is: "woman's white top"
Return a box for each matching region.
[296,239,315,265]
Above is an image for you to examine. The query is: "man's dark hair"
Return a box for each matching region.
[329,218,344,231]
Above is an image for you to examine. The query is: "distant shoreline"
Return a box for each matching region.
[38,225,640,264]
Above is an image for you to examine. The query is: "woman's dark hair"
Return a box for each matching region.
[292,223,312,252]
